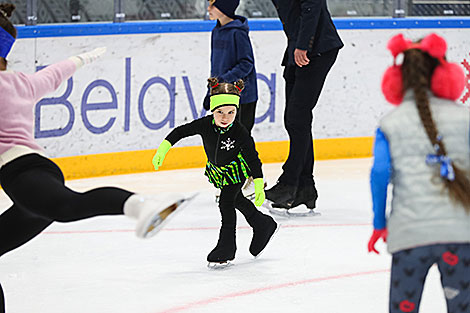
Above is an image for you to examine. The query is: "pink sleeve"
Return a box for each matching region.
[26,59,77,101]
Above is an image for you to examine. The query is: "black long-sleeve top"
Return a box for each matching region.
[165,116,263,179]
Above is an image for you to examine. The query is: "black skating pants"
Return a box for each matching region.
[237,101,257,134]
[218,181,259,231]
[389,243,470,313]
[279,48,339,188]
[0,154,133,312]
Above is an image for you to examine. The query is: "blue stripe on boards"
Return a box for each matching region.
[16,17,470,39]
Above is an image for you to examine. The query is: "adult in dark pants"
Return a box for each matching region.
[265,0,344,210]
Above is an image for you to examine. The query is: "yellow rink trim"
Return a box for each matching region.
[51,136,374,180]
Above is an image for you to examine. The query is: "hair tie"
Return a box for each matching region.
[426,154,455,181]
[234,85,242,92]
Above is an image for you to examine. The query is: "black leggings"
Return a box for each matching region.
[218,182,259,229]
[0,154,133,312]
[0,154,133,258]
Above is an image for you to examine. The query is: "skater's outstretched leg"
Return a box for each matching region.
[235,194,278,257]
[1,154,185,239]
[0,155,131,222]
[0,204,52,258]
[123,194,188,238]
[0,205,52,313]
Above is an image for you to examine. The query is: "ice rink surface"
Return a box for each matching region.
[0,159,448,313]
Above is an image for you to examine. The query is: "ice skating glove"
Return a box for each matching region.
[152,140,172,170]
[367,228,388,254]
[253,178,265,207]
[69,47,107,69]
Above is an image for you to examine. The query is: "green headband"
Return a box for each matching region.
[210,94,240,111]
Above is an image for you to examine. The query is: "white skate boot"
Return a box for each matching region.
[242,177,267,201]
[242,177,255,200]
[124,193,197,238]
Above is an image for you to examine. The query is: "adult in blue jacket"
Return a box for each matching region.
[266,0,344,211]
[205,0,258,133]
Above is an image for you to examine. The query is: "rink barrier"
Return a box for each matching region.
[12,17,468,180]
[16,17,470,38]
[51,136,374,180]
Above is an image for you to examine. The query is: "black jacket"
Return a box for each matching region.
[272,0,344,66]
[165,116,263,178]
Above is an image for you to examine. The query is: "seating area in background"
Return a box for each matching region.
[8,0,470,25]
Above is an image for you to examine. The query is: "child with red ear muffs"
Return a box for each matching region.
[368,33,470,313]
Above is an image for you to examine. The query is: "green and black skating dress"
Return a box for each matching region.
[165,116,262,188]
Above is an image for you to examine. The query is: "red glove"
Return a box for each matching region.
[368,228,388,254]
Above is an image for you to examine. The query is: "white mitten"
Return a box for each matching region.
[69,47,107,68]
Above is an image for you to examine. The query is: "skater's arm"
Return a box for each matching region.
[153,118,207,170]
[218,31,254,84]
[370,128,391,230]
[165,118,206,146]
[27,48,106,101]
[26,59,77,101]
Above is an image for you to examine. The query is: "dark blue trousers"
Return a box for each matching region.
[390,243,470,313]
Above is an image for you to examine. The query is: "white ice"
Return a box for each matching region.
[0,159,448,313]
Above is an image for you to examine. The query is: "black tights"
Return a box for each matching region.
[0,154,133,312]
[0,154,132,257]
[218,182,259,230]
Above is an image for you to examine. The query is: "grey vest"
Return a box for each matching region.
[380,95,470,253]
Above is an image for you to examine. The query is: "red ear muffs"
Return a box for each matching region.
[382,65,404,105]
[420,33,447,59]
[387,34,411,58]
[382,33,465,105]
[431,62,466,101]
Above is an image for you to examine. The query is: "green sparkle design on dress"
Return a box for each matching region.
[205,152,250,188]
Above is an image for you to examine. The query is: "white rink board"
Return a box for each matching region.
[8,28,470,158]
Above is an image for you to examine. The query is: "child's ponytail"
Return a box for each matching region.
[402,48,470,213]
[234,79,245,93]
[207,77,219,89]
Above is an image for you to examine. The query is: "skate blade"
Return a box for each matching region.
[244,192,255,201]
[142,193,199,239]
[207,260,233,269]
[254,222,281,259]
[263,201,320,218]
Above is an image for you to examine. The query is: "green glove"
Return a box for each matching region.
[253,178,265,207]
[152,140,172,170]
